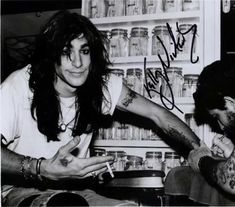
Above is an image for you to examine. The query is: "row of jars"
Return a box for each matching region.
[87,0,200,18]
[101,24,197,58]
[112,67,198,98]
[91,148,185,176]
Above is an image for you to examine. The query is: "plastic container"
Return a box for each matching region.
[144,151,163,170]
[91,0,107,18]
[129,27,149,56]
[125,155,143,170]
[152,25,171,55]
[109,29,129,57]
[182,0,199,11]
[163,0,182,12]
[126,0,144,15]
[145,0,163,14]
[177,24,197,55]
[107,151,127,171]
[163,152,181,175]
[183,74,198,97]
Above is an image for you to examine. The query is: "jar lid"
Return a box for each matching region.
[127,155,143,162]
[178,24,195,32]
[130,27,148,37]
[111,69,125,76]
[127,68,142,76]
[167,67,183,75]
[146,151,162,158]
[91,148,106,156]
[165,152,180,159]
[146,67,162,73]
[184,74,199,80]
[107,151,127,158]
[111,28,127,36]
[152,25,168,34]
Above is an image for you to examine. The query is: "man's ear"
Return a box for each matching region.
[224,96,235,111]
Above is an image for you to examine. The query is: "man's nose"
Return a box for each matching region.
[72,53,82,68]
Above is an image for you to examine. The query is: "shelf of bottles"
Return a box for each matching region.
[82,0,204,148]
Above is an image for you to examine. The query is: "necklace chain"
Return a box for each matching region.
[59,98,76,132]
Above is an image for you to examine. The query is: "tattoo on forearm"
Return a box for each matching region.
[122,90,137,107]
[167,126,196,149]
[60,158,69,167]
[217,152,235,191]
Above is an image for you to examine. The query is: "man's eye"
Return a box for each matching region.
[80,49,90,55]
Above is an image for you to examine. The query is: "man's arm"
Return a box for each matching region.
[116,84,200,151]
[198,150,235,195]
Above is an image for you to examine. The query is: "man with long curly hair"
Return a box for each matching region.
[1,10,201,206]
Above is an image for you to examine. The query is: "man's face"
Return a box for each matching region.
[54,35,91,97]
[208,100,235,140]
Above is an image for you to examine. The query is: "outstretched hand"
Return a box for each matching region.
[40,136,114,180]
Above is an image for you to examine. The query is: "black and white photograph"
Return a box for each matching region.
[1,0,235,206]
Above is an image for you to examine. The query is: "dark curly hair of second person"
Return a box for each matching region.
[28,10,111,141]
[193,60,235,134]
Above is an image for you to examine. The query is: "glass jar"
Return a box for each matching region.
[107,151,127,171]
[163,152,181,175]
[126,0,144,16]
[144,151,163,170]
[177,24,197,55]
[163,0,182,12]
[152,25,171,55]
[144,67,163,99]
[107,0,125,17]
[91,0,107,18]
[125,155,143,170]
[183,74,198,97]
[103,127,113,140]
[145,0,163,14]
[109,29,129,57]
[126,68,143,94]
[182,0,199,11]
[163,67,184,97]
[129,27,148,56]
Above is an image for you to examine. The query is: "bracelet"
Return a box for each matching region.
[20,156,35,180]
[36,157,45,181]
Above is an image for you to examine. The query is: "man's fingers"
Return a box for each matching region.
[60,136,80,154]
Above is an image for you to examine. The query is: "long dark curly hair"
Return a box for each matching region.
[29,10,111,142]
[193,59,235,133]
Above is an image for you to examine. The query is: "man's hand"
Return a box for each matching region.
[211,134,234,158]
[40,136,114,180]
[188,140,212,172]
